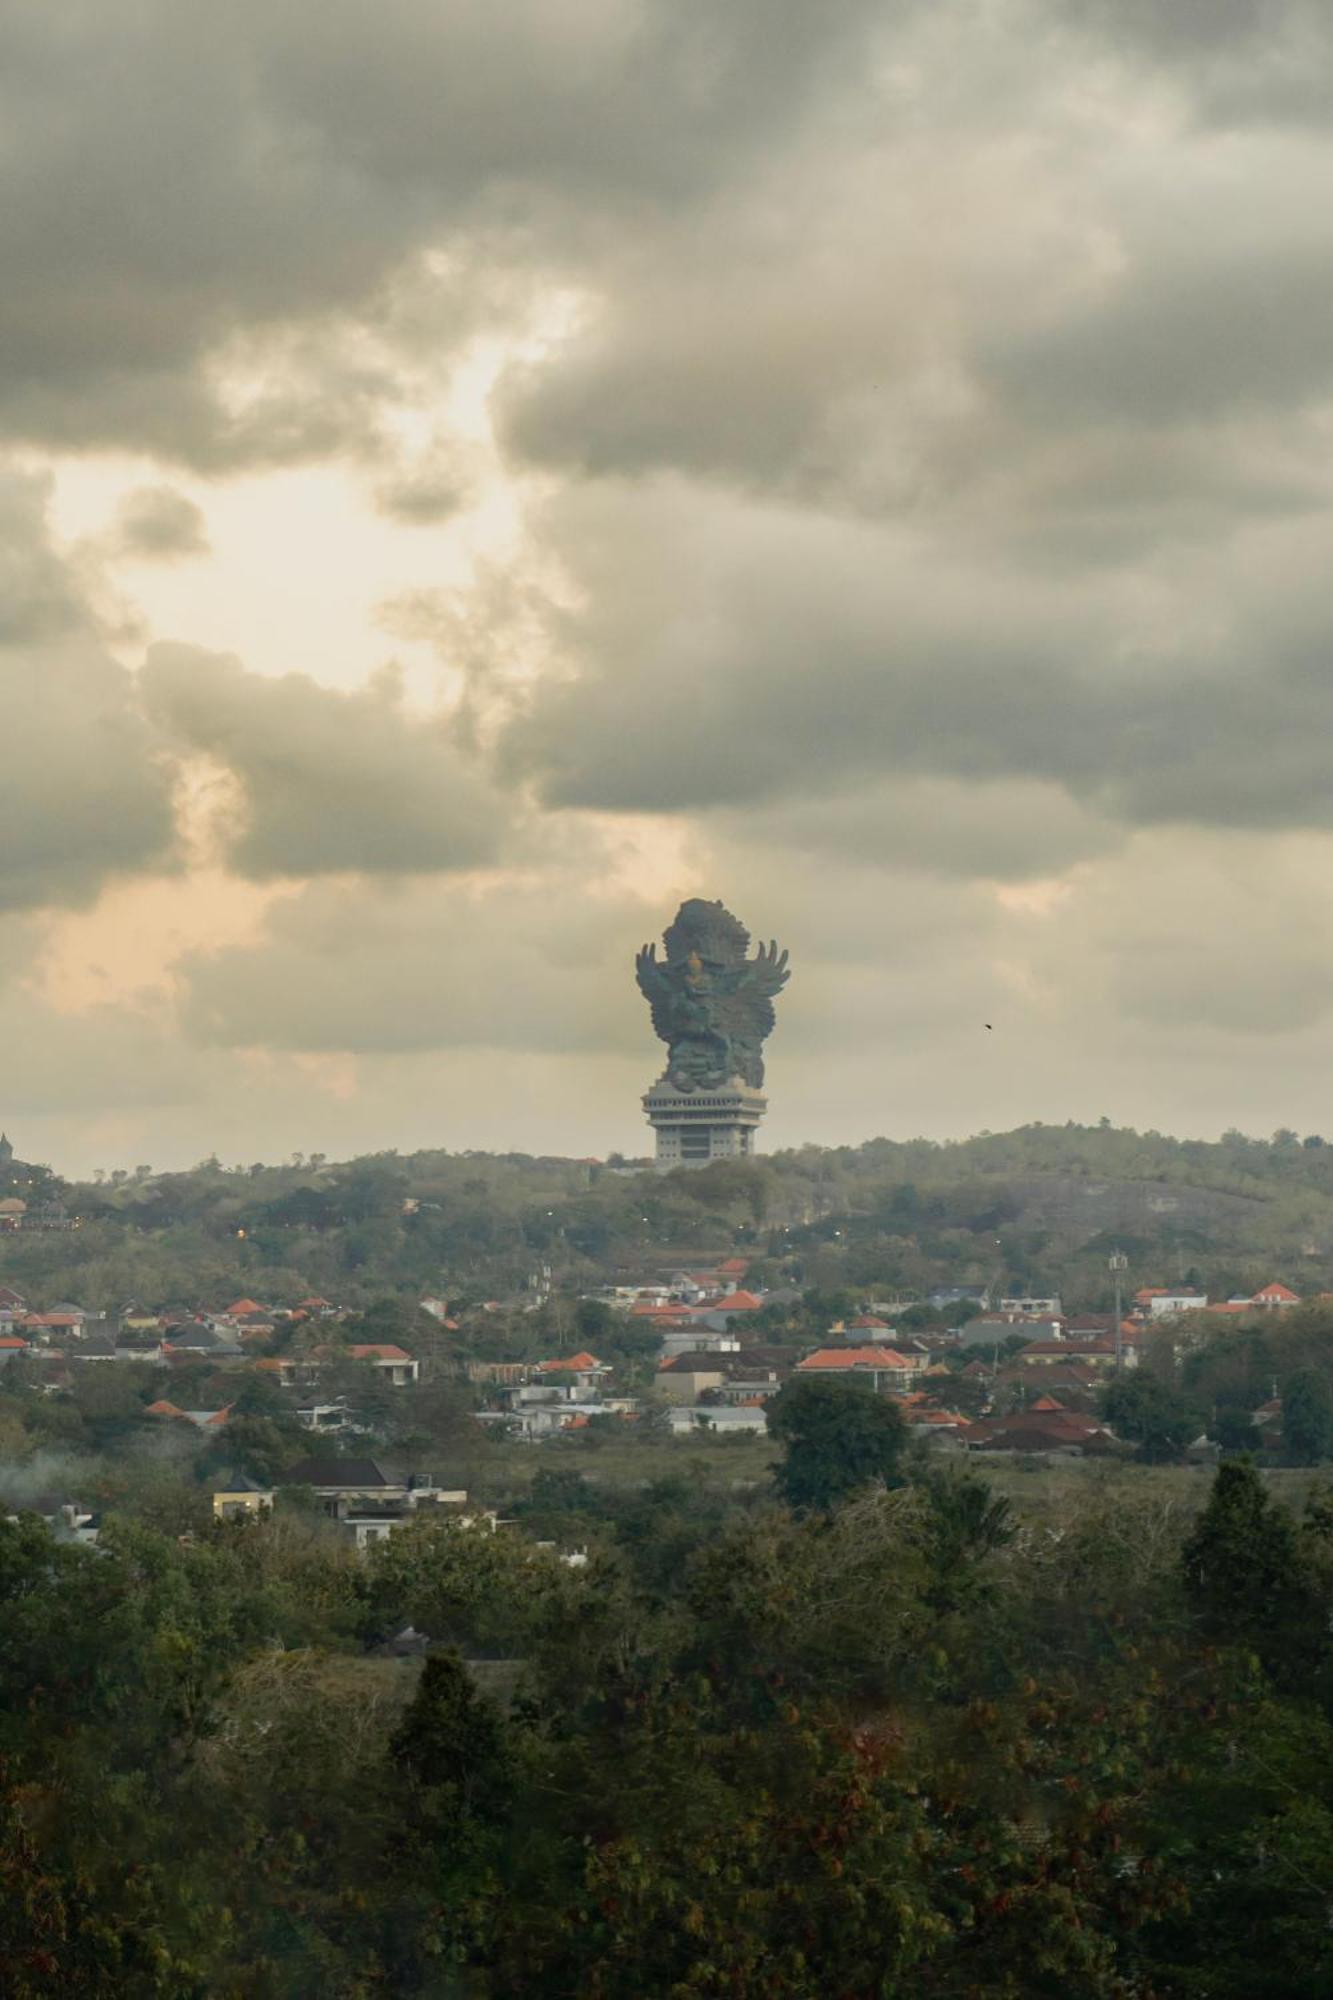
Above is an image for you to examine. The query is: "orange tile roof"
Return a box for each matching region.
[348,1344,412,1362]
[541,1351,601,1372]
[227,1298,265,1314]
[1252,1282,1300,1302]
[798,1346,915,1371]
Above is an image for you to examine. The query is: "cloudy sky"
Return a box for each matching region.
[5,0,1333,1175]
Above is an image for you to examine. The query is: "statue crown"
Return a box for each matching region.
[663,898,750,967]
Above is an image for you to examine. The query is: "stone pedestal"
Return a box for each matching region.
[642,1077,766,1171]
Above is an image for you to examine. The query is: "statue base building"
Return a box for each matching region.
[643,1078,767,1171]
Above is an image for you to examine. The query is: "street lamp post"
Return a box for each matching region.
[1109,1250,1129,1371]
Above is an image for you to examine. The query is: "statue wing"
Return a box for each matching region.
[717,941,790,1043]
[635,943,679,1045]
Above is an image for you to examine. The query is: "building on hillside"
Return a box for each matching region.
[346,1343,420,1386]
[998,1294,1062,1317]
[1249,1282,1300,1309]
[282,1460,468,1546]
[210,1472,274,1520]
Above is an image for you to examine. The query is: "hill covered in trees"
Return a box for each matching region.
[6,1121,1333,1316]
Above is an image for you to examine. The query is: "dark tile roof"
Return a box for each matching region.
[284,1457,396,1489]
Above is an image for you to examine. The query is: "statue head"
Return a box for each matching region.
[663,898,750,969]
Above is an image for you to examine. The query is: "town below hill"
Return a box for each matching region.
[4,1121,1333,1991]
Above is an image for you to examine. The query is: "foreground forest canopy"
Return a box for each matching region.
[4,1444,1333,1996]
[8,1120,1333,1312]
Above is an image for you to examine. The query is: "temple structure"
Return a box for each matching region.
[635,899,789,1170]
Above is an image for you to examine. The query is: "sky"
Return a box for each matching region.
[6,0,1333,1176]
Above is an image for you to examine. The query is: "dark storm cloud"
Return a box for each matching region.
[0,470,177,911]
[495,478,1333,841]
[140,646,512,880]
[0,0,886,466]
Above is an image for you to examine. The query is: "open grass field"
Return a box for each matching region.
[457,1432,1328,1520]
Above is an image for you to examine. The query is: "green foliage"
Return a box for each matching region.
[1100,1371,1201,1462]
[1281,1367,1333,1465]
[768,1375,906,1511]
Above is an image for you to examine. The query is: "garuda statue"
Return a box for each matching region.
[636,898,789,1092]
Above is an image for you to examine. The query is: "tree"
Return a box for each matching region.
[1213,1404,1259,1454]
[1281,1368,1333,1465]
[768,1377,906,1512]
[1100,1373,1199,1462]
[1182,1460,1325,1684]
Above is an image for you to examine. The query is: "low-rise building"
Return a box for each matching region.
[210,1471,274,1520]
[347,1343,420,1386]
[796,1346,924,1390]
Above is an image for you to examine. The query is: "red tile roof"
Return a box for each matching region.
[541,1351,601,1372]
[227,1298,265,1314]
[1252,1282,1300,1303]
[348,1344,412,1362]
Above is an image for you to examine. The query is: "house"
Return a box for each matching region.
[297,1295,339,1319]
[1250,1282,1300,1309]
[998,1294,1062,1317]
[163,1321,238,1359]
[967,1403,1117,1455]
[6,1495,100,1545]
[660,1324,740,1360]
[68,1335,117,1363]
[797,1346,924,1390]
[1063,1314,1117,1340]
[295,1398,355,1433]
[210,1471,274,1520]
[691,1289,766,1332]
[656,1353,730,1405]
[253,1356,301,1388]
[0,1284,27,1311]
[1145,1290,1209,1319]
[535,1351,608,1393]
[285,1456,408,1503]
[1014,1337,1124,1372]
[666,1404,768,1436]
[959,1313,1062,1348]
[282,1459,466,1545]
[346,1343,419,1387]
[146,1399,233,1429]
